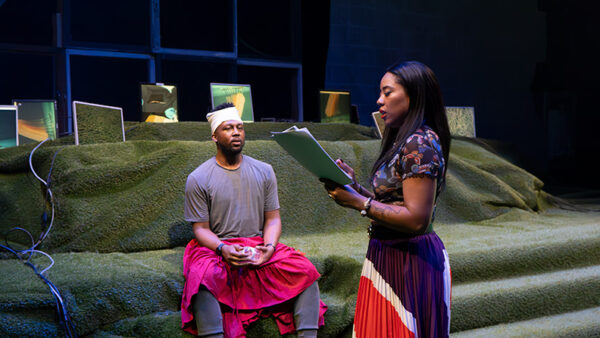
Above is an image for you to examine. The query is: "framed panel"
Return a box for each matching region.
[319,89,351,123]
[140,83,178,123]
[446,106,476,137]
[72,101,125,145]
[13,99,58,145]
[371,111,384,139]
[0,105,18,149]
[210,83,254,122]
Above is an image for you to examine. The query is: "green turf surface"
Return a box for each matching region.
[452,307,600,337]
[1,207,597,337]
[123,121,379,142]
[0,122,598,336]
[0,137,553,253]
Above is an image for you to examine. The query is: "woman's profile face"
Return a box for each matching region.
[377,72,410,128]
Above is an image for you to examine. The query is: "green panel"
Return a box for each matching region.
[74,102,124,145]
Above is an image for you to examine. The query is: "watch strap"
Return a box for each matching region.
[215,243,225,256]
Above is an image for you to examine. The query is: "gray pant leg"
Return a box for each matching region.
[294,281,321,332]
[193,288,224,337]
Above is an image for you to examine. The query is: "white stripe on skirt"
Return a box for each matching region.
[442,249,451,335]
[359,258,418,336]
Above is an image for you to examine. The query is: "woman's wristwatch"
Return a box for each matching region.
[360,197,373,217]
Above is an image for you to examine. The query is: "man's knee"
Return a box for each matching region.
[193,288,224,337]
[297,329,318,338]
[294,281,321,331]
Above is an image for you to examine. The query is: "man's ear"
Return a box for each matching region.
[211,134,217,142]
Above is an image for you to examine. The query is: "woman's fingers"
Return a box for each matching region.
[319,177,340,191]
[336,159,354,175]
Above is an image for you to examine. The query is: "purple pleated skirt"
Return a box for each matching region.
[353,231,451,338]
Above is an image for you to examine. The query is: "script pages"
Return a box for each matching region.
[271,126,353,186]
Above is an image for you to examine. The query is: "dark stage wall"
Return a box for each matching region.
[324,0,600,190]
[0,0,598,189]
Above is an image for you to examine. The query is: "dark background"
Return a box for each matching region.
[1,0,598,192]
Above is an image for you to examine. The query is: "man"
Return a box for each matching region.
[181,104,326,338]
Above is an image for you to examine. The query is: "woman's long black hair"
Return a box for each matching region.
[371,61,451,186]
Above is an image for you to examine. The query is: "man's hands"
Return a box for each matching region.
[251,244,275,266]
[220,243,275,267]
[221,244,251,267]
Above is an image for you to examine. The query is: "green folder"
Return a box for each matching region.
[271,126,352,185]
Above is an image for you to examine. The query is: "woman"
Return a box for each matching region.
[323,61,451,337]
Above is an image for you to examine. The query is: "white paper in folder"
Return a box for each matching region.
[271,126,352,186]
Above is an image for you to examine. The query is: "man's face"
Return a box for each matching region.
[212,120,245,155]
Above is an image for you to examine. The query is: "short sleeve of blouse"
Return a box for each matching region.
[397,131,442,180]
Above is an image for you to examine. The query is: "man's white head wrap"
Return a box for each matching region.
[206,106,243,134]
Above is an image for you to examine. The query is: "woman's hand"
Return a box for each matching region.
[320,178,366,211]
[335,159,359,191]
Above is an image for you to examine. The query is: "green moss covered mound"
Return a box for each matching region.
[0,136,550,253]
[2,122,595,337]
[123,121,378,142]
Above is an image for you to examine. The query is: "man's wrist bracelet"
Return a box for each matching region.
[215,243,225,256]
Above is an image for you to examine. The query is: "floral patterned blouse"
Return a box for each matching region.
[370,125,446,226]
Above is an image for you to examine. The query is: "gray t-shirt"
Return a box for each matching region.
[184,155,280,238]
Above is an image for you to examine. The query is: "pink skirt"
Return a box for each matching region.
[181,236,327,337]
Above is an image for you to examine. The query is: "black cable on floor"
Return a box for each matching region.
[1,139,78,338]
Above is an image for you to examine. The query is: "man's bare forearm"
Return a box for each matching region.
[193,222,221,251]
[262,210,281,246]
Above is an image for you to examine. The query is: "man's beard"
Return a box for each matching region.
[218,142,244,156]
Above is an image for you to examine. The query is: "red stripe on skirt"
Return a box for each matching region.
[354,275,416,338]
[355,233,451,338]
